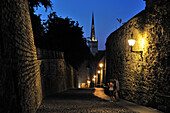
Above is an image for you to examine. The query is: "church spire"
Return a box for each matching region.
[91,12,96,41]
[88,12,98,56]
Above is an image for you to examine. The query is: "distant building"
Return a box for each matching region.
[88,12,98,56]
[78,12,107,88]
[78,12,98,88]
[94,50,106,86]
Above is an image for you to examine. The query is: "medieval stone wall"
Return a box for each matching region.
[36,48,78,98]
[0,0,42,113]
[40,59,67,97]
[106,0,169,112]
[0,1,78,113]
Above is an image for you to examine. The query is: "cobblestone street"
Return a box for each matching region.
[36,88,134,113]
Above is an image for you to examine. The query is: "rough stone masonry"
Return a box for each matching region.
[36,48,78,98]
[106,0,169,112]
[0,1,79,113]
[0,0,42,113]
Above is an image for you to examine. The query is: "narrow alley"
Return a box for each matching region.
[1,0,169,113]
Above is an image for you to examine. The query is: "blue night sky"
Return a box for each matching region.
[35,0,146,50]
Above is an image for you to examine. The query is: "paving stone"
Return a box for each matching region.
[37,89,135,113]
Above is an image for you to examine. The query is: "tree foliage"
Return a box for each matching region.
[28,0,52,49]
[28,1,92,68]
[28,0,52,12]
[30,13,45,47]
[41,12,92,68]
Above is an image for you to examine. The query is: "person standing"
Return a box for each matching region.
[108,81,116,102]
[114,78,119,101]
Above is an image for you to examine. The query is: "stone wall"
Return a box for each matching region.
[78,60,90,87]
[40,59,67,97]
[0,0,78,113]
[106,0,169,112]
[37,48,78,97]
[66,64,78,89]
[0,0,42,113]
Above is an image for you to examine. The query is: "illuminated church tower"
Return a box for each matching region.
[88,12,98,56]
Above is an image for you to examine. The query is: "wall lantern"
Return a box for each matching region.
[128,34,143,60]
[128,39,136,46]
[99,63,103,68]
[87,80,91,84]
[97,70,101,74]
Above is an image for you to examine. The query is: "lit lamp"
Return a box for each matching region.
[87,80,90,84]
[93,75,96,87]
[87,80,91,88]
[97,70,100,74]
[128,34,143,60]
[99,63,104,87]
[99,63,104,68]
[94,75,96,78]
[128,39,136,47]
[97,70,100,85]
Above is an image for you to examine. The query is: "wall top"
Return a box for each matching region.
[144,0,168,10]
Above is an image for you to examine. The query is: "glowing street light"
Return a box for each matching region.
[94,75,96,78]
[97,70,100,74]
[87,80,91,88]
[128,39,136,46]
[128,33,143,60]
[87,80,91,84]
[99,63,104,87]
[93,75,97,87]
[99,63,104,68]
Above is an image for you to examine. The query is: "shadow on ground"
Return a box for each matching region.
[36,88,134,113]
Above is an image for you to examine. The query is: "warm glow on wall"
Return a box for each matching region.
[137,38,145,50]
[141,39,145,49]
[128,32,144,60]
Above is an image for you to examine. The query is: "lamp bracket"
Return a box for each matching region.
[130,46,143,61]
